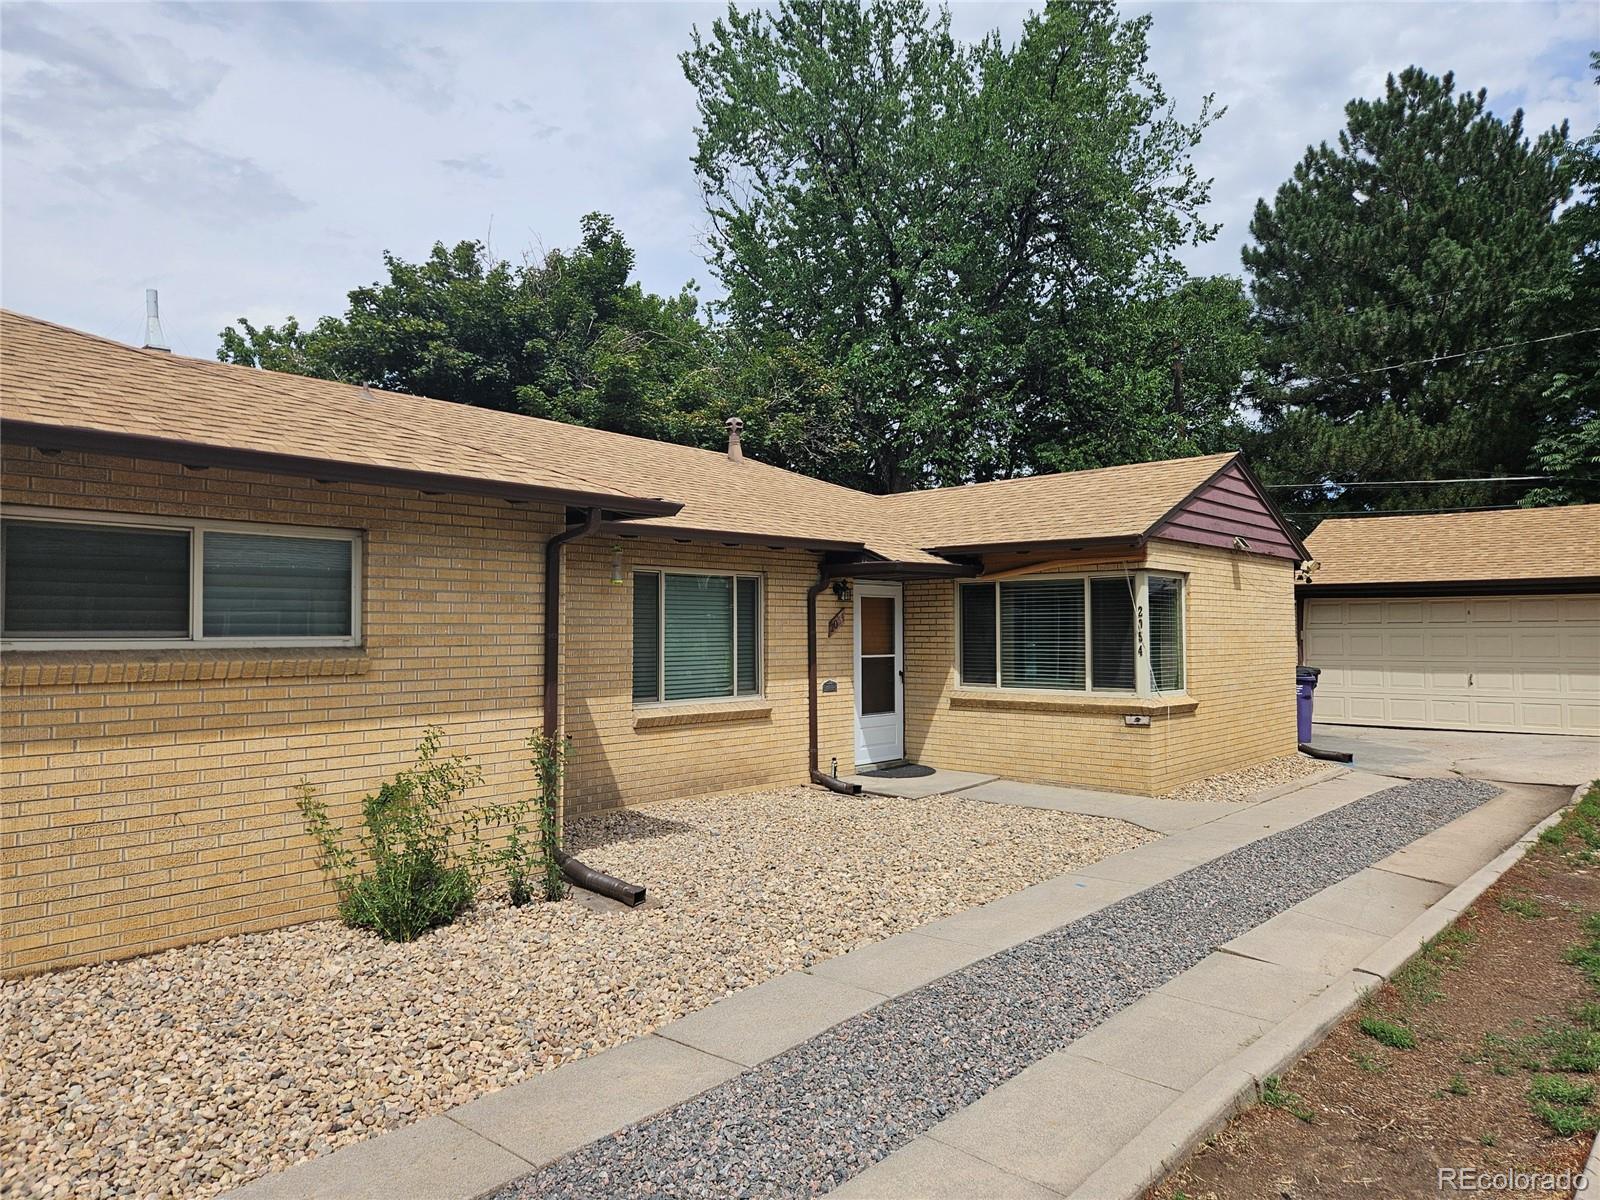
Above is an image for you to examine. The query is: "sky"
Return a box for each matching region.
[2,1,1595,357]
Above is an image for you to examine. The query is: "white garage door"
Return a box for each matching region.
[1303,594,1600,735]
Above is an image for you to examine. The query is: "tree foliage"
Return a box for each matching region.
[683,0,1249,491]
[1242,66,1588,520]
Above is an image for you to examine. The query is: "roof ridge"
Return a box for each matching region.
[876,451,1239,502]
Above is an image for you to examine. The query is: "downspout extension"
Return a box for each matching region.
[544,508,648,906]
[808,565,862,796]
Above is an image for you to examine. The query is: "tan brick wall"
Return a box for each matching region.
[1,445,563,976]
[903,542,1298,795]
[561,538,855,817]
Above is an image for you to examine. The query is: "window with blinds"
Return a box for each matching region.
[1000,579,1085,689]
[1,513,359,646]
[632,570,762,703]
[1089,577,1135,691]
[1148,574,1185,693]
[958,572,1185,696]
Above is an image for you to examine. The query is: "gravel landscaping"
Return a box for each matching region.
[0,787,1148,1200]
[499,776,1499,1200]
[1162,751,1331,803]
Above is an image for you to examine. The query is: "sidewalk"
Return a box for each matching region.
[227,769,1563,1200]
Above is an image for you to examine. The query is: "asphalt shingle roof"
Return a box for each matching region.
[1304,506,1600,586]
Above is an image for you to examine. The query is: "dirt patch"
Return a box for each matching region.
[1149,805,1600,1200]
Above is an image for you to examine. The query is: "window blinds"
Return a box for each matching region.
[663,573,734,701]
[2,521,190,637]
[1148,575,1185,692]
[1089,577,1135,690]
[201,533,351,637]
[999,579,1085,690]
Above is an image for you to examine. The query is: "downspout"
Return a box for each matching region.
[543,508,648,906]
[808,564,862,795]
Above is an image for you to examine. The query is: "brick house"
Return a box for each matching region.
[1,311,1308,974]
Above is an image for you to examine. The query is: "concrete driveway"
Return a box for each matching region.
[1310,723,1600,788]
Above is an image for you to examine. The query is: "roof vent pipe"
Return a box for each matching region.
[142,289,170,353]
[725,416,744,462]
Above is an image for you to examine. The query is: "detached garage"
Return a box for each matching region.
[1300,506,1600,736]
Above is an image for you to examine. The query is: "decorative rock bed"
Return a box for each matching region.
[1,787,1150,1200]
[1163,752,1333,803]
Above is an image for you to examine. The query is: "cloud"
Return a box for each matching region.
[63,138,307,221]
[164,1,457,111]
[0,2,226,146]
[438,153,505,179]
[1,0,1592,362]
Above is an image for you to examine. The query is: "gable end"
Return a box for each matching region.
[1151,460,1303,560]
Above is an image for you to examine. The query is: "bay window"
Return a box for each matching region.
[958,572,1186,696]
[1,510,360,647]
[632,569,762,703]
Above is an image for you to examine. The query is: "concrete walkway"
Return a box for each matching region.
[1310,723,1600,788]
[227,769,1564,1200]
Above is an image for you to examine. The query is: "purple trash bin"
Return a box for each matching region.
[1296,666,1321,744]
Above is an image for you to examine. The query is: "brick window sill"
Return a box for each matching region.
[2,646,370,687]
[949,689,1198,717]
[632,698,774,731]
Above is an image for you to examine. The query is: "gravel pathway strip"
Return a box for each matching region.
[499,777,1499,1200]
[2,789,1148,1200]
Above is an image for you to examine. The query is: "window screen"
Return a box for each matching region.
[1149,575,1185,692]
[663,573,734,701]
[1000,579,1085,690]
[2,520,190,637]
[959,583,997,685]
[735,576,760,695]
[202,533,352,637]
[1089,577,1136,690]
[632,571,660,701]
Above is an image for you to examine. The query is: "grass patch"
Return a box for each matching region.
[1498,892,1545,919]
[1359,1015,1418,1050]
[1446,1073,1470,1096]
[1529,1074,1599,1135]
[1561,913,1600,989]
[1353,1049,1388,1073]
[1539,783,1600,862]
[1261,1075,1316,1123]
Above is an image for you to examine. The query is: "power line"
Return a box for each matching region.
[1293,326,1600,386]
[1292,503,1528,517]
[1267,474,1555,489]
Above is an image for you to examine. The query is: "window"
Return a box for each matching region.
[632,570,761,703]
[1,510,360,648]
[958,572,1186,696]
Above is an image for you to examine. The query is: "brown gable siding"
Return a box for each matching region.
[1153,461,1300,559]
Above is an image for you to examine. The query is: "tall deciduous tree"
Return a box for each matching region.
[1243,67,1584,519]
[683,0,1242,492]
[219,215,863,468]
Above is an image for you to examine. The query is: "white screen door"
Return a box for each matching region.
[854,582,904,765]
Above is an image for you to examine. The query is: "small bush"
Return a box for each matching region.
[463,732,568,905]
[1359,1015,1418,1050]
[297,728,482,941]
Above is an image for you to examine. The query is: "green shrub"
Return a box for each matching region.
[297,728,482,941]
[1359,1015,1418,1050]
[463,732,568,905]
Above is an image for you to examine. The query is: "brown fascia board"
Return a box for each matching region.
[924,534,1145,557]
[2,420,684,519]
[822,559,980,579]
[1298,577,1600,598]
[599,519,868,554]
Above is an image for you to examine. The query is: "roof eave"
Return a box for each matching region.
[924,534,1145,557]
[599,519,868,555]
[2,419,683,519]
[1298,576,1600,597]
